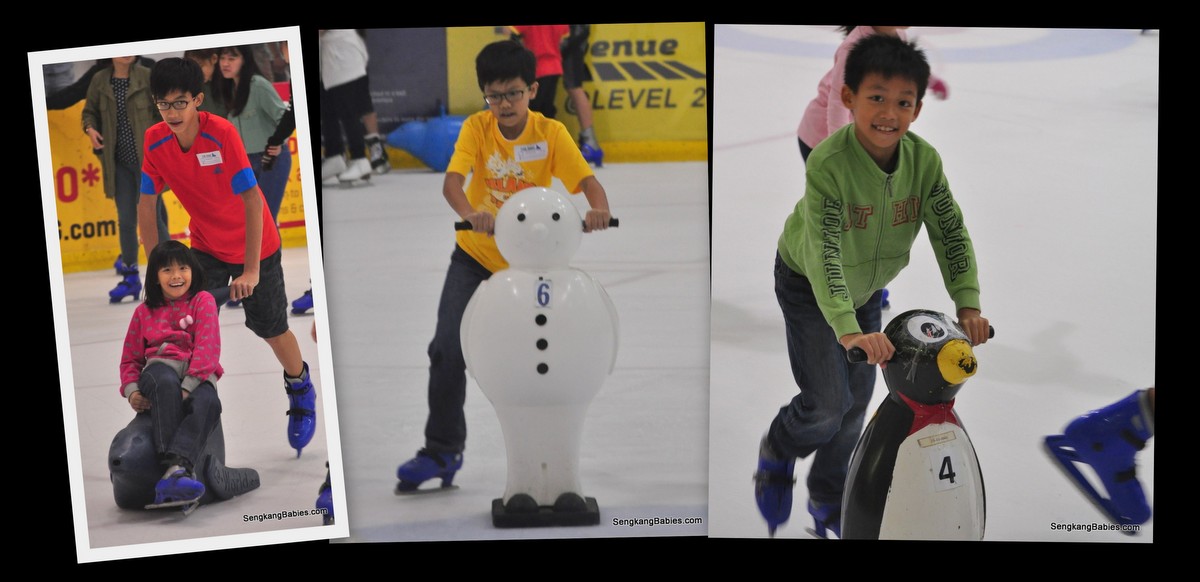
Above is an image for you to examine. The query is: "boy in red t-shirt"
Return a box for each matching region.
[138,57,317,457]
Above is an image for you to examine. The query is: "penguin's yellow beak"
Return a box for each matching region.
[937,339,977,385]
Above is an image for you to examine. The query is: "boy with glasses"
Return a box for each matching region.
[138,57,319,459]
[395,39,612,493]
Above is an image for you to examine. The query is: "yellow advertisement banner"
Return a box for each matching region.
[47,103,306,274]
[569,22,707,143]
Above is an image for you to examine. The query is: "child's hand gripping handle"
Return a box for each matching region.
[454,218,620,231]
[846,326,994,363]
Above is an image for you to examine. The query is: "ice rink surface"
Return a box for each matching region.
[711,26,1157,542]
[62,244,340,557]
[321,161,710,541]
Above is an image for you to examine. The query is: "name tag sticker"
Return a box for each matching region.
[515,142,548,162]
[197,151,223,167]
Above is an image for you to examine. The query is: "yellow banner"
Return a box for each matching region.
[47,103,306,274]
[569,22,707,143]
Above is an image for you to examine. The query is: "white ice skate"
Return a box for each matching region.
[337,157,373,188]
[321,156,347,186]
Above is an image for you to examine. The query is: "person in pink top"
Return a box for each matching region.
[119,240,223,507]
[796,26,948,309]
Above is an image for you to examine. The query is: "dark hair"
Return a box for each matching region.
[150,57,204,101]
[843,34,931,102]
[837,26,858,36]
[211,45,265,116]
[144,240,206,308]
[183,48,220,63]
[475,40,536,90]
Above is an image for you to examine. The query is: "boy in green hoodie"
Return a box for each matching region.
[754,33,991,538]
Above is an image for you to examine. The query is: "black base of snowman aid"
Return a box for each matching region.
[840,309,989,540]
[461,187,618,528]
[109,412,260,510]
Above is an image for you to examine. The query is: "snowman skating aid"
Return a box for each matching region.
[459,187,619,527]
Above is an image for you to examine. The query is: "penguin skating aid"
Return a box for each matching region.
[840,309,992,540]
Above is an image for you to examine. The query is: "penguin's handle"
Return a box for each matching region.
[455,218,619,231]
[847,326,994,363]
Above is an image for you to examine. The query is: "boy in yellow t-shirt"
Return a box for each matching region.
[395,39,612,493]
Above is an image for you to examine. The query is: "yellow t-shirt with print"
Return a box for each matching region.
[447,109,594,273]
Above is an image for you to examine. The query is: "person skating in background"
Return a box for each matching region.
[81,56,169,303]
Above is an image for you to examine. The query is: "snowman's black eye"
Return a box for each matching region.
[517,213,526,221]
[552,213,560,221]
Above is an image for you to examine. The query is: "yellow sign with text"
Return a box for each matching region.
[572,22,707,143]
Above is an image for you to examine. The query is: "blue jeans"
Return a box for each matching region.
[248,151,292,224]
[423,246,492,453]
[115,162,167,266]
[767,252,883,507]
[138,362,222,469]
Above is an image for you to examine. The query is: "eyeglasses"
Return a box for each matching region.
[483,88,528,106]
[154,98,196,111]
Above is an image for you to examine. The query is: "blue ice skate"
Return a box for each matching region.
[316,462,333,525]
[146,467,205,515]
[581,143,604,167]
[806,499,841,539]
[285,362,317,457]
[395,449,463,494]
[1044,390,1153,530]
[754,436,796,537]
[109,262,142,304]
[291,288,313,315]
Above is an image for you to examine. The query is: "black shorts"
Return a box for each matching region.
[562,47,591,89]
[325,75,374,118]
[194,247,290,339]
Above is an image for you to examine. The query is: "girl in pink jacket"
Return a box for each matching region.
[119,240,223,508]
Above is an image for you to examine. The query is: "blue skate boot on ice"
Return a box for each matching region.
[395,448,463,494]
[1045,389,1154,530]
[109,262,142,303]
[579,128,603,167]
[284,362,317,457]
[291,288,313,315]
[146,465,205,515]
[807,499,841,539]
[580,142,604,167]
[754,436,796,537]
[316,461,333,525]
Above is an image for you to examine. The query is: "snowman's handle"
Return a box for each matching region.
[846,326,994,363]
[454,218,619,231]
